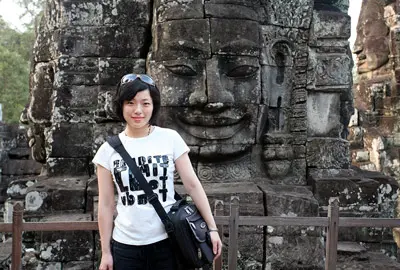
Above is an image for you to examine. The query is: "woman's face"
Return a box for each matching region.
[122,89,154,129]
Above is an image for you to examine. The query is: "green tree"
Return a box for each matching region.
[0,44,29,123]
[0,17,34,123]
[0,0,44,123]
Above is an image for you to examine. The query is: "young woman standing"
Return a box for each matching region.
[93,74,222,270]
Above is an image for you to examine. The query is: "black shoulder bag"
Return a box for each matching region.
[106,135,215,268]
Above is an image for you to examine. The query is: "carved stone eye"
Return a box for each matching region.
[226,65,258,78]
[165,65,197,76]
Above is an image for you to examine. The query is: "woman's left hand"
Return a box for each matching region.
[210,231,222,260]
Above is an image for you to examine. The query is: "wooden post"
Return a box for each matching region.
[227,196,239,270]
[214,200,224,270]
[11,202,23,270]
[325,197,339,270]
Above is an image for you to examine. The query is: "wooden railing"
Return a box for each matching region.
[3,197,400,270]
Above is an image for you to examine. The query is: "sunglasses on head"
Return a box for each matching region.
[120,74,155,86]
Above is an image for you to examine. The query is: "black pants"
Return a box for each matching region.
[112,238,178,270]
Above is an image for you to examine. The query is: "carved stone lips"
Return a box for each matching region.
[176,109,248,139]
[177,109,245,127]
[180,115,242,126]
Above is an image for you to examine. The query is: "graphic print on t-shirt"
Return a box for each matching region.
[112,155,169,206]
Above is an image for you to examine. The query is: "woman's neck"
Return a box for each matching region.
[124,125,152,138]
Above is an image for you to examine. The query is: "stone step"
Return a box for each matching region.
[337,251,400,270]
[8,147,30,159]
[1,159,42,175]
[337,241,367,256]
[7,176,38,199]
[0,238,12,266]
[25,176,90,213]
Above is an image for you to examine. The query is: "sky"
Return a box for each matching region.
[0,0,363,45]
[0,0,31,32]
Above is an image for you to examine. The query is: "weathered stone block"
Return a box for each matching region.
[210,18,260,56]
[205,3,260,21]
[53,85,99,123]
[97,58,146,86]
[153,19,211,61]
[32,213,94,262]
[64,261,94,269]
[306,138,350,168]
[92,123,125,153]
[197,153,253,182]
[59,1,103,27]
[7,177,37,199]
[94,91,119,123]
[291,88,307,104]
[202,182,264,216]
[25,177,88,212]
[44,158,93,177]
[55,26,101,57]
[289,117,307,132]
[309,168,398,212]
[32,25,54,62]
[265,235,324,270]
[57,56,98,74]
[202,182,264,266]
[1,160,42,176]
[308,51,351,88]
[7,147,30,159]
[99,25,148,58]
[156,0,203,22]
[260,0,313,28]
[29,62,55,123]
[309,9,351,45]
[102,0,150,26]
[47,123,93,158]
[222,231,264,269]
[291,103,307,118]
[260,184,320,236]
[291,131,307,145]
[307,92,341,137]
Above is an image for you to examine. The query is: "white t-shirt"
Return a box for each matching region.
[92,126,190,245]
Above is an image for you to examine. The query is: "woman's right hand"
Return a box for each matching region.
[99,252,113,270]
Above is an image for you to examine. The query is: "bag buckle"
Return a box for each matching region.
[164,220,175,234]
[147,193,158,203]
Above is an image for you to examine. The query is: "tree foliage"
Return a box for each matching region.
[0,43,29,123]
[0,0,43,123]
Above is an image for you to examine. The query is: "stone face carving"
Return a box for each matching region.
[353,0,390,74]
[349,0,399,174]
[149,2,266,186]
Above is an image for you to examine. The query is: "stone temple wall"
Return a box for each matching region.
[0,0,398,269]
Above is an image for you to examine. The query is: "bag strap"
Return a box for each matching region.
[106,135,175,234]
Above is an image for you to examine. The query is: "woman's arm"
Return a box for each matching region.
[97,165,115,270]
[175,152,222,258]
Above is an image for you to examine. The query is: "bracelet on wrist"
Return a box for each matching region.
[208,228,218,232]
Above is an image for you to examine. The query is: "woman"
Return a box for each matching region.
[93,74,222,270]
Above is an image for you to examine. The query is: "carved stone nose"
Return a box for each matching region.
[189,91,208,106]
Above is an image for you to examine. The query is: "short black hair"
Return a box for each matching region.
[114,79,161,125]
